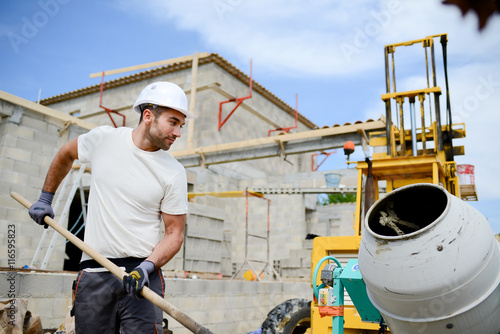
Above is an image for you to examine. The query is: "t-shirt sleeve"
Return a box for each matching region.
[161,170,189,215]
[78,126,112,163]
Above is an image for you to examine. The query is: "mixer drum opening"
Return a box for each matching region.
[367,185,449,237]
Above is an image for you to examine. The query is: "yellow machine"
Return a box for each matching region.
[308,33,476,334]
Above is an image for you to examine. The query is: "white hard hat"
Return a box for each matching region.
[133,82,196,119]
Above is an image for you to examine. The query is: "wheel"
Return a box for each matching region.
[261,298,311,334]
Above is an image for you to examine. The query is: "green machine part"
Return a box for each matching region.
[339,259,384,324]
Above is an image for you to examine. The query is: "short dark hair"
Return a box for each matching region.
[138,104,169,124]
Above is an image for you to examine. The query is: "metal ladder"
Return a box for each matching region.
[31,164,89,269]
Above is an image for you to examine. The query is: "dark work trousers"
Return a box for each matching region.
[73,267,165,334]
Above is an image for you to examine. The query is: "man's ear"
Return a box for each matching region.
[142,108,154,124]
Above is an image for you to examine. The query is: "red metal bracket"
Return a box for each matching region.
[99,72,126,128]
[218,60,253,131]
[311,150,337,171]
[268,94,298,136]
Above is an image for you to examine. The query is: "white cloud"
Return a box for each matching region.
[129,0,499,79]
[122,0,500,205]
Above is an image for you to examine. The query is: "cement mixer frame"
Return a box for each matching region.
[309,34,478,334]
[309,33,469,334]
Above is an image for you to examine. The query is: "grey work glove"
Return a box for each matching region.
[123,260,155,299]
[29,191,55,229]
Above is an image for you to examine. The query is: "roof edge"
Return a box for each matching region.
[40,53,316,129]
[0,90,96,130]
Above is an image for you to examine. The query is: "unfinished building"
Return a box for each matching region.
[0,53,384,332]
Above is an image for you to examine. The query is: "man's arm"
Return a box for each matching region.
[146,212,186,268]
[123,212,185,298]
[29,137,79,226]
[43,137,79,193]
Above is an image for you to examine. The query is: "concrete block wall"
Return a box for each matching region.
[280,239,313,279]
[0,100,85,270]
[0,270,311,333]
[162,201,227,275]
[314,202,357,237]
[165,279,311,334]
[184,203,225,273]
[0,271,76,329]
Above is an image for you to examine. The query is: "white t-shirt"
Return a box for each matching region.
[78,126,188,261]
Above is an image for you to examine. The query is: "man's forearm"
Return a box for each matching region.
[42,138,79,193]
[146,232,184,269]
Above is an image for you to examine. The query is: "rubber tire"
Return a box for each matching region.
[261,298,311,334]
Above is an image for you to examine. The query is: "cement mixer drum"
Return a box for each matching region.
[358,183,500,333]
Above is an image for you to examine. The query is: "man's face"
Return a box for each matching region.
[146,108,186,151]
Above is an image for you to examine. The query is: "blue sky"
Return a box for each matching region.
[1,0,499,233]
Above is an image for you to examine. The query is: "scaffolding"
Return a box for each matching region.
[188,190,280,281]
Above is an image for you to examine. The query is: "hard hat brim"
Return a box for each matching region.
[133,103,196,119]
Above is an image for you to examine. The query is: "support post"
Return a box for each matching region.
[409,97,418,156]
[187,52,199,149]
[419,93,427,155]
[397,96,405,156]
[430,40,443,152]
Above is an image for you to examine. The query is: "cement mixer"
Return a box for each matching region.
[358,183,500,333]
[263,34,492,334]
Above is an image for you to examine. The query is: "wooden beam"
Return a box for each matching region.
[89,52,210,78]
[187,52,199,149]
[172,120,386,167]
[381,86,441,101]
[0,90,97,130]
[173,120,386,158]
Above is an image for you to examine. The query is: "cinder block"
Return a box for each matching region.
[18,273,66,296]
[15,234,32,250]
[4,123,35,140]
[0,133,17,147]
[33,129,60,147]
[28,297,54,319]
[282,281,310,295]
[0,158,15,173]
[13,160,40,177]
[0,272,20,298]
[207,309,226,324]
[31,152,55,169]
[176,296,199,310]
[52,296,72,320]
[46,122,62,136]
[1,146,31,163]
[21,115,49,133]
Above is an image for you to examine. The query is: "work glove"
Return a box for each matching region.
[29,191,55,229]
[123,260,155,299]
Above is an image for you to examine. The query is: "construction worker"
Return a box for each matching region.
[28,81,195,333]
